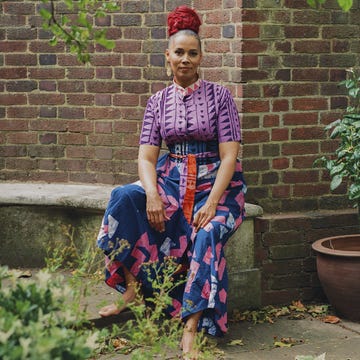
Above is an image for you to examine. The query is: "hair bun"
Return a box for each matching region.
[167,6,201,37]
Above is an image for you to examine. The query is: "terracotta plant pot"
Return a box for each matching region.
[312,234,360,322]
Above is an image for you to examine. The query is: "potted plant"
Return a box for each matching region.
[312,68,360,321]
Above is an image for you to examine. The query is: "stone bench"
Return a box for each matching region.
[0,182,263,311]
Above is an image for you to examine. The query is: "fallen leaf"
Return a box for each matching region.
[290,300,306,312]
[274,341,292,348]
[228,339,244,346]
[280,337,298,345]
[18,270,32,278]
[322,315,340,324]
[112,337,129,350]
[295,353,326,360]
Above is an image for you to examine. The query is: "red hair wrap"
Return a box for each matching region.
[167,6,201,37]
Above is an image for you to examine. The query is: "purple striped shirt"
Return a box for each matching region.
[140,80,241,146]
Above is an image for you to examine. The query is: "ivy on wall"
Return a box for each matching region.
[307,0,353,11]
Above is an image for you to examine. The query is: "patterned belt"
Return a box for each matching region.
[169,153,197,223]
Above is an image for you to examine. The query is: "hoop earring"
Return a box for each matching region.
[166,64,172,77]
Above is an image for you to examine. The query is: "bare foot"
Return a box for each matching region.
[99,282,137,317]
[181,327,198,359]
[98,303,123,317]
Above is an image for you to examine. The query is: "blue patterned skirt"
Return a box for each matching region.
[97,141,246,336]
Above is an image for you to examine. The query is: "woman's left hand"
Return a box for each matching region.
[192,201,217,232]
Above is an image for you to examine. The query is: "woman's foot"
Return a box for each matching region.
[98,280,137,317]
[99,302,123,317]
[181,327,199,359]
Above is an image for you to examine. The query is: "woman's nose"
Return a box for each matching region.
[181,55,190,63]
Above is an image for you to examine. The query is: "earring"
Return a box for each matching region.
[166,64,172,77]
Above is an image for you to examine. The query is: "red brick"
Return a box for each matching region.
[7,132,37,144]
[0,120,28,131]
[0,41,27,52]
[96,68,113,79]
[66,146,95,159]
[263,115,279,127]
[292,69,329,81]
[95,122,113,134]
[29,68,65,79]
[28,94,65,105]
[283,170,319,184]
[291,127,324,140]
[283,112,319,126]
[0,68,27,79]
[292,98,328,111]
[0,94,27,105]
[282,83,318,96]
[58,81,85,93]
[282,142,319,156]
[114,121,139,133]
[272,158,290,170]
[242,40,268,53]
[271,129,289,142]
[294,40,331,53]
[59,133,86,145]
[86,81,121,94]
[242,99,269,113]
[242,24,260,38]
[7,107,37,118]
[272,99,289,112]
[67,68,94,79]
[67,95,94,106]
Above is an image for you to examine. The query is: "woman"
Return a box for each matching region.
[97,5,246,357]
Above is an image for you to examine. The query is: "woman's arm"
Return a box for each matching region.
[192,141,239,232]
[138,144,168,232]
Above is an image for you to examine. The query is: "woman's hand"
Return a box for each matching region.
[146,191,169,232]
[192,201,217,232]
[192,141,239,233]
[138,144,170,232]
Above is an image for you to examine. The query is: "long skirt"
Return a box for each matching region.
[97,151,246,336]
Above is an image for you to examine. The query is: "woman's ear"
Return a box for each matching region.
[165,49,170,62]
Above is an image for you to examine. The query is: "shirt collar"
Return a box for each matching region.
[173,78,202,97]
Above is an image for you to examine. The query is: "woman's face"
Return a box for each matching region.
[165,33,202,88]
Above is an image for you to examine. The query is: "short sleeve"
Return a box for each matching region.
[217,87,241,143]
[139,94,162,146]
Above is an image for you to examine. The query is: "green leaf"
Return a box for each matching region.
[307,0,317,7]
[330,175,343,190]
[96,36,115,50]
[39,8,52,21]
[338,0,353,11]
[349,183,360,200]
[329,162,345,176]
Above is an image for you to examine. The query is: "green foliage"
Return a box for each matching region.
[0,267,99,360]
[307,0,353,11]
[315,68,360,205]
[113,258,188,358]
[39,0,119,63]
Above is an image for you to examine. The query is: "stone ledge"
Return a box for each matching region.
[0,182,263,218]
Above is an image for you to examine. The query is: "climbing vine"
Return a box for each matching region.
[39,0,119,63]
[307,0,353,11]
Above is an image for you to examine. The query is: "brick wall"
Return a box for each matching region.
[242,0,360,212]
[0,0,244,185]
[255,208,360,306]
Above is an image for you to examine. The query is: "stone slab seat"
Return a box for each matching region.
[0,182,263,311]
